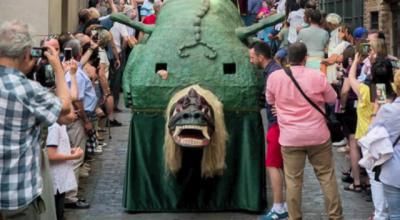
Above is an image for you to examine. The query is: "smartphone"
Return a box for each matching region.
[64,47,72,61]
[360,43,371,55]
[31,47,44,58]
[376,83,387,104]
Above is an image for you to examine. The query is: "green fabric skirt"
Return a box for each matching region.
[123,111,267,212]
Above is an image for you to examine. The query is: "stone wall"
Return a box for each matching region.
[364,0,398,54]
[0,0,87,45]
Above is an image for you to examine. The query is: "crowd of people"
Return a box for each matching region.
[1,0,400,220]
[248,0,400,220]
[0,0,162,219]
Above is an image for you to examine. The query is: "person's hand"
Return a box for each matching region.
[69,60,78,75]
[128,36,138,48]
[43,45,62,69]
[71,147,84,159]
[354,53,361,64]
[114,59,121,70]
[62,59,78,74]
[84,121,94,135]
[271,105,277,117]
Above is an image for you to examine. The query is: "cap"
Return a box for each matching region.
[353,27,368,40]
[326,13,342,25]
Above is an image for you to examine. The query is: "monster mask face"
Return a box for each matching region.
[164,85,227,177]
[168,88,214,147]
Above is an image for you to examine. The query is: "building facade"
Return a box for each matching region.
[0,0,87,45]
[320,0,400,56]
[319,0,364,27]
[364,0,400,56]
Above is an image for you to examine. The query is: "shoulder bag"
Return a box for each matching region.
[282,66,343,142]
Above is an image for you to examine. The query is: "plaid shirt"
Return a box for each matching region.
[0,65,61,210]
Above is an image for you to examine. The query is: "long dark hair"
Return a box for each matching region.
[369,57,395,101]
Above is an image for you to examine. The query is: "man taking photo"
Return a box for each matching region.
[0,20,74,220]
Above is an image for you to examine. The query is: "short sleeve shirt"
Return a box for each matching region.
[0,65,61,210]
[46,123,77,194]
[355,84,374,139]
[298,26,329,57]
[110,22,129,53]
[65,65,97,112]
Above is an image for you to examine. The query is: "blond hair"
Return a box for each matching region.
[164,85,228,178]
[88,7,100,20]
[370,39,388,58]
[97,29,112,48]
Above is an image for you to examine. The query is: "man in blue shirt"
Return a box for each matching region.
[249,41,288,220]
[62,39,98,209]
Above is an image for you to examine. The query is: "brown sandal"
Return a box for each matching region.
[344,183,362,192]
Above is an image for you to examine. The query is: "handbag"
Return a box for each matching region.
[282,66,343,142]
[372,133,400,182]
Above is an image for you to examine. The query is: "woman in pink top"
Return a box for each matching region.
[266,42,343,220]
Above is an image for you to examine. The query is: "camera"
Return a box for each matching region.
[31,47,47,58]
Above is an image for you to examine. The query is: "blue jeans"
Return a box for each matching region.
[383,184,400,220]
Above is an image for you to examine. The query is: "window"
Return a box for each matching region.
[320,0,364,27]
[370,11,379,30]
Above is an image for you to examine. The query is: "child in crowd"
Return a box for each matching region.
[47,60,83,220]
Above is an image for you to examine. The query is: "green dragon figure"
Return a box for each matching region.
[111,0,284,212]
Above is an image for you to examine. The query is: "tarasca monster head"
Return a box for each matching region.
[164,85,227,178]
[168,88,214,147]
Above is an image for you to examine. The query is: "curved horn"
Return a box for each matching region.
[110,13,155,34]
[235,13,285,41]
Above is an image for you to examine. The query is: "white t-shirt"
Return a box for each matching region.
[110,22,129,53]
[46,123,77,195]
[288,8,305,43]
[277,0,286,15]
[327,40,351,83]
[328,28,341,56]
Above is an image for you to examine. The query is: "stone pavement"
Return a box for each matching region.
[65,108,373,220]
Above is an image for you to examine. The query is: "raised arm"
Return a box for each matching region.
[68,60,79,101]
[108,0,119,13]
[348,53,361,97]
[44,46,72,124]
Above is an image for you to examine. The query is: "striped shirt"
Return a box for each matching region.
[0,65,61,210]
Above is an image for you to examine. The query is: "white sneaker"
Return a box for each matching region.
[332,138,347,147]
[81,163,91,171]
[94,145,103,154]
[97,142,107,147]
[79,169,89,178]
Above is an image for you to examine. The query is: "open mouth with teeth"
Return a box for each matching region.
[172,125,211,147]
[168,88,215,148]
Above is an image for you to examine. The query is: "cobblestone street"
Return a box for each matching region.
[65,108,373,220]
